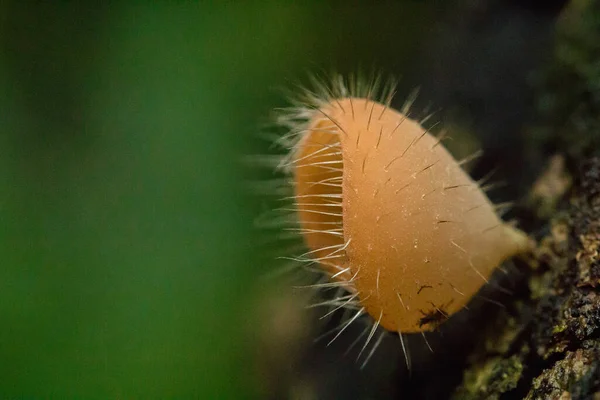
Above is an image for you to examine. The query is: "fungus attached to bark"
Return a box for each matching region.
[269,76,530,366]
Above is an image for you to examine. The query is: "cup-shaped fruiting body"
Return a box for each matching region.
[292,97,530,334]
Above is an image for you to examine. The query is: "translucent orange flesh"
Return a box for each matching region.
[294,98,530,333]
[293,121,349,282]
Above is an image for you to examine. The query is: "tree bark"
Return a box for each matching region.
[452,1,600,398]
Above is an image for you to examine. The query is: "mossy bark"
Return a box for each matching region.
[454,158,600,399]
[452,1,600,399]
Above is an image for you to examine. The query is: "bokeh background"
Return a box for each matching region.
[0,1,567,398]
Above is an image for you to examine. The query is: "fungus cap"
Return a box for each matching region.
[293,97,529,333]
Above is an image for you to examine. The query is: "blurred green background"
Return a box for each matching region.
[0,2,441,398]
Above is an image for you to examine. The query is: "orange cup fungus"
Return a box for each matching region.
[274,77,530,339]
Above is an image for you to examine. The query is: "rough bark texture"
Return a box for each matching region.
[452,1,600,399]
[454,158,600,399]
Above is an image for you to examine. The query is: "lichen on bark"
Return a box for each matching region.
[452,1,600,398]
[453,158,600,400]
